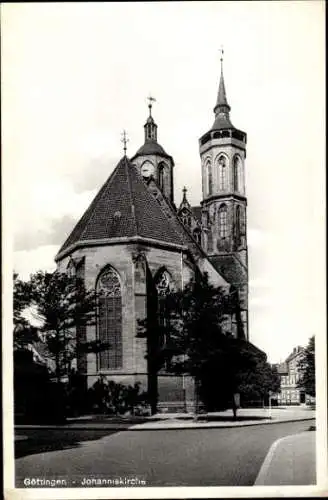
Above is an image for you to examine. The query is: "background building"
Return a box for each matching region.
[274,346,314,406]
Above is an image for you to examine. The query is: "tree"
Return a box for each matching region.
[150,272,233,414]
[148,272,278,418]
[13,272,38,349]
[297,336,315,398]
[24,270,108,383]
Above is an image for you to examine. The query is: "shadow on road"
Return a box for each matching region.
[15,429,119,459]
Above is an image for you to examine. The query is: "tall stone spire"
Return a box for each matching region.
[212,48,233,130]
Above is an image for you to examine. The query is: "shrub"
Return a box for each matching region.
[87,377,149,416]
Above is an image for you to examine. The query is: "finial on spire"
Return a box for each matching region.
[220,46,225,76]
[220,45,224,63]
[121,130,129,156]
[182,186,189,203]
[147,95,156,116]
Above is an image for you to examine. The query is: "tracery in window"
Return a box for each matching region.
[97,266,122,370]
[218,155,227,191]
[155,269,172,296]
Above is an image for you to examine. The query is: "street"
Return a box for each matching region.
[15,419,315,487]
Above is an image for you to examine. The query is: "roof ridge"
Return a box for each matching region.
[124,161,184,246]
[124,157,139,235]
[146,181,184,246]
[78,160,122,242]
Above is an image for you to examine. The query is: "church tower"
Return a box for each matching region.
[131,98,175,204]
[199,51,248,338]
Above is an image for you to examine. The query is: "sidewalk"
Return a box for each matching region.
[254,430,316,485]
[15,407,315,431]
[129,407,315,430]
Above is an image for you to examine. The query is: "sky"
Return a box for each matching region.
[2,1,325,363]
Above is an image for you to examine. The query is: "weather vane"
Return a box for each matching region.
[121,130,129,156]
[147,94,156,115]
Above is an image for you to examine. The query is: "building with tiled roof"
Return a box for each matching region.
[55,53,249,410]
[272,346,315,406]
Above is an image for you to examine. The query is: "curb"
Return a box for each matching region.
[254,434,288,485]
[15,417,315,432]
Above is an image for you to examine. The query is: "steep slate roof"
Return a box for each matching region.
[56,157,184,258]
[134,140,172,159]
[211,113,234,131]
[209,254,247,286]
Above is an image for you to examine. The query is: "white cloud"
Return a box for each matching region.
[14,245,58,281]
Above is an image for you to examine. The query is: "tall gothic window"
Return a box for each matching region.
[97,266,122,370]
[235,205,241,245]
[233,155,241,192]
[240,205,246,235]
[155,269,174,370]
[158,163,165,190]
[206,161,212,195]
[218,156,227,191]
[218,204,228,238]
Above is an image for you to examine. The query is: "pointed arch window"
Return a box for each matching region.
[240,205,246,236]
[206,161,213,195]
[155,269,175,370]
[218,204,228,238]
[233,156,241,192]
[218,156,227,191]
[158,162,165,190]
[235,205,241,246]
[97,266,122,370]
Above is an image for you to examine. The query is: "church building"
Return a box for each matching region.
[55,55,249,408]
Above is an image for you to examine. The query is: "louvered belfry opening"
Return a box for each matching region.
[96,266,123,370]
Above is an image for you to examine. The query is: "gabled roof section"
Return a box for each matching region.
[56,157,184,259]
[209,254,247,286]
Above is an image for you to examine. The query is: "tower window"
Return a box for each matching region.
[235,205,241,246]
[233,155,242,192]
[218,204,228,238]
[96,266,122,370]
[206,161,212,195]
[158,163,165,190]
[218,156,227,191]
[240,205,246,235]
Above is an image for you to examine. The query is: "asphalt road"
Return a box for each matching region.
[15,419,315,487]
